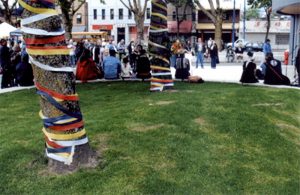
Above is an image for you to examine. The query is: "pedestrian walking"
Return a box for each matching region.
[195,38,205,68]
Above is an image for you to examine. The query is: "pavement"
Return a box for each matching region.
[0,50,299,94]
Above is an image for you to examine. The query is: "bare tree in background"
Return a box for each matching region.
[0,0,18,25]
[120,0,149,44]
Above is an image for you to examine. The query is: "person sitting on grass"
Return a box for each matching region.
[175,52,190,81]
[135,46,151,81]
[263,52,290,85]
[76,48,103,83]
[103,49,121,80]
[240,51,258,83]
[121,56,132,80]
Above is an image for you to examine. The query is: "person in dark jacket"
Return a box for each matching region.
[15,50,34,86]
[127,41,135,67]
[175,53,190,80]
[240,51,258,83]
[210,41,218,69]
[264,52,290,85]
[136,46,151,81]
[0,39,14,88]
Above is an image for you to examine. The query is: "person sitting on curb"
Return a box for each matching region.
[240,51,258,83]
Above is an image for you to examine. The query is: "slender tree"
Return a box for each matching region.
[168,0,194,38]
[194,0,223,50]
[0,0,18,25]
[19,0,98,174]
[120,0,149,44]
[248,0,272,41]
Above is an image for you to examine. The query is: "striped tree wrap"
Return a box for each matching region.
[19,0,93,166]
[148,0,174,92]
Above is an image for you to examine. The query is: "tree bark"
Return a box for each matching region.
[62,13,73,40]
[214,16,223,51]
[135,14,145,44]
[265,11,271,42]
[19,0,98,174]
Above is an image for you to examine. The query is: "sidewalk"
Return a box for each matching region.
[0,57,299,94]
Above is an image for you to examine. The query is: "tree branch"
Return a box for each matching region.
[72,0,86,15]
[194,0,216,23]
[208,0,216,15]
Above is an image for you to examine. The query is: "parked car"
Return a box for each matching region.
[226,39,249,49]
[245,42,263,52]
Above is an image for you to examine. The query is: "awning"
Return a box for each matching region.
[72,26,86,32]
[92,24,113,31]
[196,23,239,30]
[167,21,192,33]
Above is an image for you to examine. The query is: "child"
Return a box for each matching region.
[121,56,132,80]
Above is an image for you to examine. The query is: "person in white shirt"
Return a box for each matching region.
[67,39,76,67]
[121,56,132,79]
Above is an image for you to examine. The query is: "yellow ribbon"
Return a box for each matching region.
[18,0,57,15]
[151,12,168,21]
[43,128,86,140]
[151,65,171,71]
[152,1,167,11]
[27,48,70,56]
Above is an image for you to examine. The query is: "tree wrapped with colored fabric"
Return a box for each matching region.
[18,0,97,173]
[148,0,174,92]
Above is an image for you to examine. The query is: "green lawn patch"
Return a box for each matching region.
[0,82,299,194]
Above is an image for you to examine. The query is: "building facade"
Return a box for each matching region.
[88,0,151,44]
[196,0,242,44]
[273,0,300,64]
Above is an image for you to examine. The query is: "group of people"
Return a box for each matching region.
[72,38,151,82]
[171,37,219,71]
[0,39,34,89]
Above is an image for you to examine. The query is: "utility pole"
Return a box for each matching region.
[243,0,246,40]
[232,0,236,48]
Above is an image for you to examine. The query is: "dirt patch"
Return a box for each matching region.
[129,123,165,132]
[252,103,283,107]
[276,123,300,146]
[156,101,175,105]
[194,117,206,125]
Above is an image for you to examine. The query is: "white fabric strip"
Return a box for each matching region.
[22,13,57,26]
[22,26,65,36]
[149,28,168,33]
[151,72,172,76]
[30,56,74,72]
[52,137,89,147]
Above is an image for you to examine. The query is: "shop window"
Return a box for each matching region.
[76,13,82,24]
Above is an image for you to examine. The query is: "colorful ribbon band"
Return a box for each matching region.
[18,0,57,14]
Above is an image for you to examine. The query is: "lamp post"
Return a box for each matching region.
[243,0,246,40]
[232,0,236,48]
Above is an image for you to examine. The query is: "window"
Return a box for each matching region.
[110,9,114,20]
[146,8,151,19]
[172,11,176,20]
[102,9,105,20]
[76,13,82,24]
[275,34,289,45]
[119,8,123,20]
[93,9,97,20]
[128,9,132,19]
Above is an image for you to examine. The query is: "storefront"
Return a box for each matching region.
[273,0,300,64]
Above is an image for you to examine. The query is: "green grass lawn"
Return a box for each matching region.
[0,82,299,194]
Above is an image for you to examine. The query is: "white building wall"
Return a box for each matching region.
[88,0,151,45]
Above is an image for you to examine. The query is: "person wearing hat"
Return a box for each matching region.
[103,49,121,79]
[240,51,258,83]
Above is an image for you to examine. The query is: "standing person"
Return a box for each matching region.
[127,40,135,67]
[263,39,272,57]
[105,38,117,52]
[210,41,218,69]
[0,39,14,88]
[207,37,213,48]
[67,39,76,67]
[117,39,126,60]
[171,39,183,67]
[92,39,103,66]
[15,49,34,86]
[235,43,244,63]
[195,37,205,68]
[240,51,258,83]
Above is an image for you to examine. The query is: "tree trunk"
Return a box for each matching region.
[20,1,98,174]
[176,7,180,38]
[265,12,271,42]
[148,0,174,92]
[214,16,223,51]
[61,12,73,40]
[135,14,145,45]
